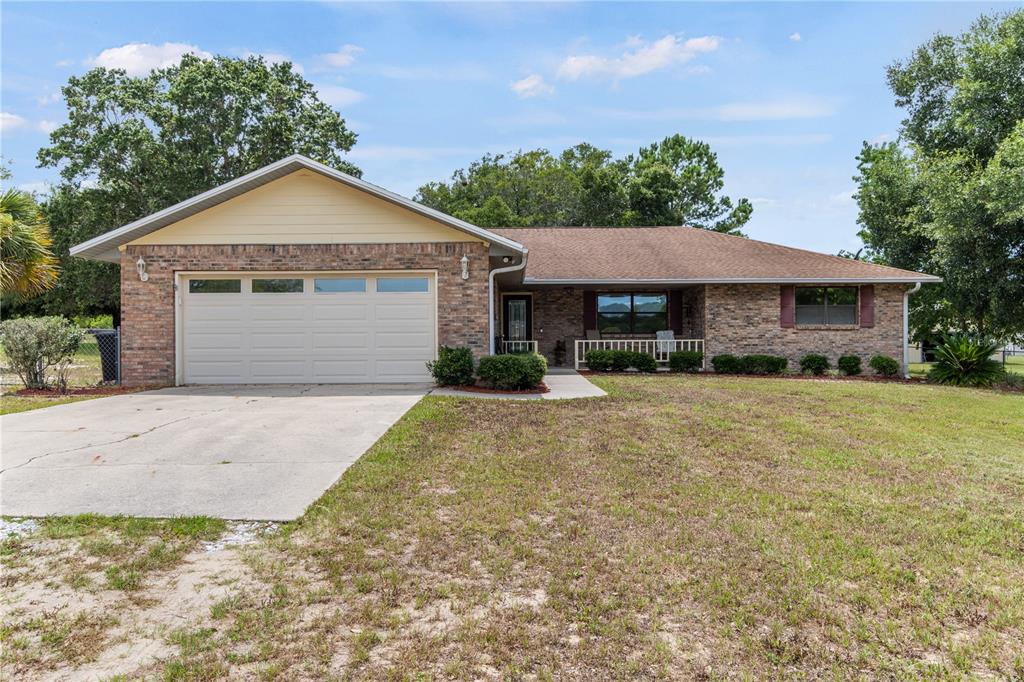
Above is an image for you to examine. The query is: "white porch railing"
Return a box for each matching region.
[574,339,704,370]
[502,340,539,354]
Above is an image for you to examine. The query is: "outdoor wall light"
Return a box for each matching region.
[136,256,149,282]
[460,254,470,280]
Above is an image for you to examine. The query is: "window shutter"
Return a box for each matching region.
[780,285,796,328]
[583,291,597,330]
[859,285,875,327]
[669,290,683,334]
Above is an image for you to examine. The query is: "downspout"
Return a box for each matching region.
[903,281,922,378]
[488,250,528,355]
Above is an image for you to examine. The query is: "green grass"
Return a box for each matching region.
[0,392,107,415]
[176,376,1023,679]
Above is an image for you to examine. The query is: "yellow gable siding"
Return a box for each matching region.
[129,170,482,246]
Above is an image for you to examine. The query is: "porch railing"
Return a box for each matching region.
[574,338,704,370]
[502,340,539,354]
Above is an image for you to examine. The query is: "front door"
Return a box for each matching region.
[502,295,532,343]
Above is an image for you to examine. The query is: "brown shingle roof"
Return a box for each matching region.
[489,226,939,283]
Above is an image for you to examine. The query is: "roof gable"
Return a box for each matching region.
[70,155,525,262]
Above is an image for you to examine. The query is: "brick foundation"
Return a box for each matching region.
[120,242,489,387]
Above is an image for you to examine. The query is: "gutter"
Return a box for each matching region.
[523,276,943,285]
[488,250,529,355]
[903,282,922,378]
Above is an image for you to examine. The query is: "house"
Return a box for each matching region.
[70,155,940,386]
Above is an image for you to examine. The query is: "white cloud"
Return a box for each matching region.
[315,84,366,108]
[557,34,721,82]
[828,188,857,206]
[88,42,212,76]
[0,112,27,133]
[318,44,363,69]
[749,197,780,207]
[37,120,59,134]
[36,90,62,106]
[594,96,838,122]
[789,32,802,42]
[244,51,303,74]
[510,74,554,98]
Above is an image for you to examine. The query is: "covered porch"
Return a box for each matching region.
[494,284,706,369]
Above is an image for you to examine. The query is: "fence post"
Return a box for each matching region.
[116,326,121,385]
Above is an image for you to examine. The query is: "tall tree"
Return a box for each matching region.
[855,11,1024,341]
[416,136,751,234]
[30,54,359,317]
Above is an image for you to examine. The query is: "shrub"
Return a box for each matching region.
[740,354,788,375]
[585,349,613,371]
[869,355,900,377]
[668,350,703,373]
[629,351,658,373]
[927,335,1003,387]
[0,316,84,390]
[711,354,743,374]
[799,354,829,376]
[837,355,862,376]
[426,345,475,386]
[608,350,633,371]
[477,352,547,390]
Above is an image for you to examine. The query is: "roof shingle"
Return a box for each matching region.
[490,226,939,283]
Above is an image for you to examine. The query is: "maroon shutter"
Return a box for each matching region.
[859,285,875,327]
[669,290,683,334]
[583,291,597,330]
[780,285,796,328]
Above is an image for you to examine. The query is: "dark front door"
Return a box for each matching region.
[502,295,533,342]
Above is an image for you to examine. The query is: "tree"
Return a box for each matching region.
[0,187,58,298]
[29,53,359,317]
[855,11,1024,341]
[416,136,752,234]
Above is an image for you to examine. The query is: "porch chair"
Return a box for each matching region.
[656,329,675,360]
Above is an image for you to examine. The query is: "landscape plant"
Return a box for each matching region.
[668,350,703,373]
[0,316,84,390]
[800,354,830,376]
[476,353,547,390]
[739,354,788,375]
[926,335,1003,387]
[838,355,862,376]
[426,345,475,387]
[869,355,900,376]
[711,354,743,374]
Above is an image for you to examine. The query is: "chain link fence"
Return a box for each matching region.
[0,327,120,389]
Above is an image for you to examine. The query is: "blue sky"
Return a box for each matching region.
[0,1,1014,253]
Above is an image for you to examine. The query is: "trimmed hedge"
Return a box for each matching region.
[837,355,862,376]
[426,345,475,386]
[869,355,900,377]
[739,354,788,375]
[668,350,703,373]
[711,354,743,374]
[630,351,658,373]
[800,354,830,375]
[585,349,658,372]
[477,352,547,390]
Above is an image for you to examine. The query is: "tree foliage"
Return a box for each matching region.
[416,136,752,234]
[24,54,358,317]
[855,11,1024,341]
[0,187,59,298]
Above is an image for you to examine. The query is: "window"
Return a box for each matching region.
[252,278,303,293]
[189,279,240,293]
[376,277,429,293]
[314,278,366,293]
[795,286,857,325]
[597,293,668,334]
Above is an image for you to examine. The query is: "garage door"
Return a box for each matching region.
[181,273,435,383]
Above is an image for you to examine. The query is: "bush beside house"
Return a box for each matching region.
[799,354,830,376]
[869,355,900,376]
[838,355,862,376]
[428,348,547,390]
[668,350,703,373]
[585,349,657,373]
[426,346,475,386]
[0,316,84,391]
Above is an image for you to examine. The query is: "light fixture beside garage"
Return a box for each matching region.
[136,256,149,282]
[460,254,470,280]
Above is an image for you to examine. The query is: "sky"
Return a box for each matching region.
[0,1,1016,254]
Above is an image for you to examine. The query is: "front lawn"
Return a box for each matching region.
[3,375,1022,679]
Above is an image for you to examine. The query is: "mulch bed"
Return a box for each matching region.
[436,382,551,395]
[12,385,140,397]
[578,370,926,384]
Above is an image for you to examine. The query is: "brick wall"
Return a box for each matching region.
[532,288,584,366]
[704,283,905,368]
[120,242,489,387]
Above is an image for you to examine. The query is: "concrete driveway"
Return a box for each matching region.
[0,384,429,520]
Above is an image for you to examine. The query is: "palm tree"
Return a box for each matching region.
[0,188,58,297]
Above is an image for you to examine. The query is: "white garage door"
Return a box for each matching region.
[181,273,435,383]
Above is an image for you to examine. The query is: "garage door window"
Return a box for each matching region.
[314,278,366,293]
[189,279,241,293]
[377,277,429,293]
[252,278,303,293]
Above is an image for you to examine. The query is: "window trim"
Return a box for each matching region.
[188,278,242,294]
[375,276,430,293]
[596,291,670,334]
[794,286,859,326]
[250,278,304,294]
[313,277,367,294]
